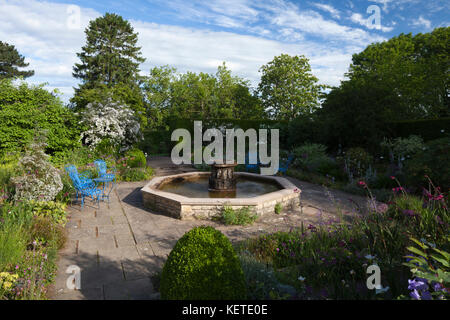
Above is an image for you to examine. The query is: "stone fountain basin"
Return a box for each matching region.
[141,172,301,220]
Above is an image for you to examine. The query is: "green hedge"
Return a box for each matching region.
[389,118,450,141]
[141,117,289,155]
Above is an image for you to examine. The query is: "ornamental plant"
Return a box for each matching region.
[403,237,450,300]
[79,98,142,152]
[160,226,247,299]
[12,135,63,202]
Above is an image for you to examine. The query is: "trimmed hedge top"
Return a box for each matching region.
[160,226,247,300]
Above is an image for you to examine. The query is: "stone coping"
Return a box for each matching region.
[141,171,300,206]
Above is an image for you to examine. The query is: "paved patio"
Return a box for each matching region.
[51,157,369,300]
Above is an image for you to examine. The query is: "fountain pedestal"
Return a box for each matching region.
[209,163,237,192]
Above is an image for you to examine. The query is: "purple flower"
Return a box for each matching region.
[421,290,432,300]
[408,278,428,291]
[410,289,421,300]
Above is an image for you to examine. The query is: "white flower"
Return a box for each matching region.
[298,276,306,281]
[350,270,355,275]
[365,254,376,260]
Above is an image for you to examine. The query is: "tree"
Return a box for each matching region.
[0,79,80,156]
[317,80,402,152]
[346,27,450,119]
[73,13,145,88]
[257,54,326,120]
[142,63,265,128]
[0,41,34,79]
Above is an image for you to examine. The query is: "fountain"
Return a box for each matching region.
[208,162,237,192]
[141,162,300,220]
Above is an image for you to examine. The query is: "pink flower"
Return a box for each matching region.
[390,176,395,180]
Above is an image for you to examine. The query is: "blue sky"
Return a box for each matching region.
[0,0,448,102]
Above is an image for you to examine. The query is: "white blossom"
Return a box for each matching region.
[80,98,142,151]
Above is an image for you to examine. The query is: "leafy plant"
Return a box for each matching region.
[275,203,283,215]
[123,148,147,168]
[119,167,153,182]
[403,237,450,300]
[160,226,247,299]
[12,134,63,202]
[220,206,257,226]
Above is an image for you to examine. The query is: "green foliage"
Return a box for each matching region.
[0,222,27,271]
[347,28,450,119]
[119,167,153,182]
[0,79,81,155]
[291,144,344,180]
[28,200,68,226]
[386,189,448,245]
[341,147,373,180]
[123,148,146,168]
[318,81,399,152]
[258,54,327,120]
[11,134,63,202]
[160,226,247,299]
[404,137,450,191]
[274,203,283,215]
[73,13,145,89]
[0,41,34,79]
[29,216,67,250]
[220,206,258,226]
[142,63,265,128]
[403,237,450,300]
[381,135,425,165]
[238,251,291,300]
[0,201,65,299]
[390,118,450,141]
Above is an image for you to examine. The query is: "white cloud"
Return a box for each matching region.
[311,3,341,19]
[350,12,393,32]
[0,0,387,102]
[411,16,432,29]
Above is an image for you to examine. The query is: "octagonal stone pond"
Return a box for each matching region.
[141,171,301,220]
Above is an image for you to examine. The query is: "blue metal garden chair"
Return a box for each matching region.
[93,160,116,202]
[245,152,260,172]
[278,154,295,175]
[93,159,116,181]
[64,165,102,209]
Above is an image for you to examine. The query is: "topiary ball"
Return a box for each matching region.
[160,226,247,300]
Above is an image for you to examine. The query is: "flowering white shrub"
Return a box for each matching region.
[80,98,141,151]
[12,137,63,202]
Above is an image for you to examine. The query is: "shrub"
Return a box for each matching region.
[29,200,68,226]
[292,143,328,171]
[239,251,290,299]
[381,135,425,171]
[160,226,247,299]
[12,134,63,202]
[404,137,450,191]
[0,79,80,156]
[119,167,153,182]
[79,98,142,152]
[341,147,373,180]
[124,148,147,168]
[29,216,67,249]
[220,206,258,225]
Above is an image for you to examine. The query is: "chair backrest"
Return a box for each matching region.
[94,160,107,176]
[64,165,83,190]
